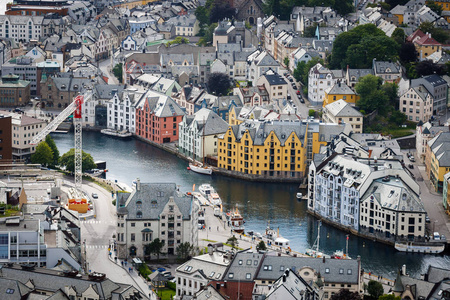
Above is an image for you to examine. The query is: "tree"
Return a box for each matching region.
[303,23,317,38]
[146,238,165,261]
[31,142,53,166]
[166,36,189,46]
[368,280,384,300]
[176,242,195,260]
[293,57,324,86]
[207,72,232,96]
[416,60,445,77]
[283,57,290,68]
[426,1,442,15]
[256,241,267,251]
[391,27,406,45]
[209,0,235,23]
[355,75,389,114]
[195,5,209,27]
[419,21,449,43]
[45,135,59,167]
[381,82,399,107]
[330,24,393,69]
[379,295,401,300]
[330,289,361,300]
[226,236,239,249]
[59,149,97,173]
[399,42,417,63]
[309,109,315,117]
[112,63,123,84]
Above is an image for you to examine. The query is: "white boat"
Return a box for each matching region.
[263,221,291,253]
[394,242,445,254]
[208,192,222,206]
[188,163,213,175]
[198,183,214,198]
[227,206,245,233]
[305,221,330,258]
[101,129,132,138]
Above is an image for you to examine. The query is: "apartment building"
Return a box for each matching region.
[399,85,434,123]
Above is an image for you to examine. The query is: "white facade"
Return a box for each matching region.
[308,63,341,104]
[0,16,44,43]
[399,86,433,123]
[106,89,141,133]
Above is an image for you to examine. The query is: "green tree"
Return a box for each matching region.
[195,5,209,27]
[226,236,239,249]
[330,24,390,69]
[112,63,123,84]
[381,82,399,107]
[293,57,324,87]
[166,36,189,46]
[355,75,389,114]
[391,27,406,45]
[399,42,417,63]
[176,242,195,260]
[45,135,59,167]
[426,1,442,15]
[309,109,315,117]
[256,241,267,251]
[419,21,449,43]
[59,149,96,173]
[207,72,232,96]
[197,23,217,46]
[345,35,399,68]
[146,238,165,261]
[330,289,360,300]
[283,57,290,67]
[379,295,401,300]
[31,142,53,166]
[367,280,384,300]
[303,23,317,37]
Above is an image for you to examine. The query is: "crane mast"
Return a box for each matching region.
[31,92,92,198]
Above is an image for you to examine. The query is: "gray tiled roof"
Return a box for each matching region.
[225,251,265,282]
[189,108,229,136]
[263,73,287,86]
[124,183,193,221]
[255,255,360,284]
[426,266,450,283]
[0,277,32,299]
[95,84,124,100]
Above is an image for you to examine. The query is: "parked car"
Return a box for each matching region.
[300,98,305,103]
[425,216,431,223]
[433,232,440,240]
[409,156,415,162]
[296,90,300,95]
[91,193,98,199]
[292,84,297,90]
[408,164,414,169]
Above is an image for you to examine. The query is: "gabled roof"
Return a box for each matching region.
[325,99,362,117]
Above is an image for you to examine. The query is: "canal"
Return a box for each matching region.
[52,131,450,279]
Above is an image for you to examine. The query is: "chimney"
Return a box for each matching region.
[208,245,213,255]
[136,178,141,191]
[282,275,286,282]
[322,256,326,263]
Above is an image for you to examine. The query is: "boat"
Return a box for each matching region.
[188,163,213,175]
[331,235,351,259]
[208,192,222,206]
[394,241,445,254]
[263,221,291,253]
[305,221,330,258]
[199,183,214,198]
[187,117,213,175]
[100,128,132,138]
[227,206,245,233]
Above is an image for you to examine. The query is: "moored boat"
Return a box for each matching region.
[100,128,132,138]
[263,222,291,253]
[394,242,445,254]
[188,163,213,175]
[228,206,245,233]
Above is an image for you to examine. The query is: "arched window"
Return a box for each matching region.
[136,200,142,209]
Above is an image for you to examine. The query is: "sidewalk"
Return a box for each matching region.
[107,243,157,300]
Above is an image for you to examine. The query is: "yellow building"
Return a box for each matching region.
[114,0,158,9]
[425,132,450,192]
[435,0,450,11]
[322,81,359,107]
[217,120,350,179]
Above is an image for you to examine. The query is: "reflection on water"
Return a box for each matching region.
[52,131,450,278]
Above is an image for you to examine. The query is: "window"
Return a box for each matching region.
[131,233,135,242]
[228,273,234,278]
[238,260,243,265]
[339,268,344,274]
[325,268,330,274]
[131,223,135,227]
[246,273,251,279]
[347,269,352,275]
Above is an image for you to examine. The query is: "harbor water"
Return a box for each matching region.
[52,131,450,279]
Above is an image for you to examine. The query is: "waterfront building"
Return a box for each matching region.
[0,263,148,299]
[115,181,199,259]
[175,245,230,299]
[135,90,185,144]
[322,81,358,107]
[399,85,434,123]
[217,120,349,179]
[415,121,449,163]
[425,132,450,192]
[39,76,96,108]
[308,63,344,105]
[106,88,142,133]
[178,108,229,161]
[309,153,426,242]
[0,74,30,108]
[265,269,320,300]
[443,172,450,214]
[322,100,363,133]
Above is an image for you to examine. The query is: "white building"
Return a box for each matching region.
[322,100,363,133]
[247,50,280,84]
[178,108,229,161]
[106,88,142,133]
[116,181,199,259]
[175,246,230,299]
[0,16,44,43]
[308,63,344,105]
[399,85,434,123]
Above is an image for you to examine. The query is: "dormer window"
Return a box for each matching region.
[136,201,142,209]
[136,211,142,219]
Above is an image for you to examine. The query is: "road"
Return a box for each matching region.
[98,58,120,85]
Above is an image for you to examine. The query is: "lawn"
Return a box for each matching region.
[0,205,20,217]
[156,288,176,300]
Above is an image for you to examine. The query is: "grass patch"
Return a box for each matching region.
[138,264,152,280]
[156,288,176,300]
[0,204,20,217]
[382,128,415,138]
[202,239,217,243]
[223,243,243,250]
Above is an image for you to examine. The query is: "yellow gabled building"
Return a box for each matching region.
[322,81,359,107]
[217,120,350,179]
[425,132,450,192]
